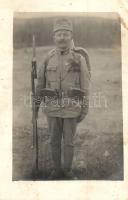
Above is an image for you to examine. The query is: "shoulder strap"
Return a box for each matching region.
[43,48,56,87]
[72,47,91,76]
[44,48,56,66]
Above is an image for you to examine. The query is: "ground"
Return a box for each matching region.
[13,46,123,180]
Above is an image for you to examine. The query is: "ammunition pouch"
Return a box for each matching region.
[39,88,86,100]
[41,88,58,98]
[67,88,85,99]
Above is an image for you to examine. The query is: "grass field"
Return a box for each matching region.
[13,46,123,180]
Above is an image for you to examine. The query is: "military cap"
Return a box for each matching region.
[53,18,73,32]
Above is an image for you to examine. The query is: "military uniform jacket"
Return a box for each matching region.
[36,47,90,118]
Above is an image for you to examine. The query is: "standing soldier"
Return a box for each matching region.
[35,18,91,180]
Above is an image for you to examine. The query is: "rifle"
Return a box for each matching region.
[31,35,38,177]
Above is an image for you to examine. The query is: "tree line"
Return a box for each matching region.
[13,15,121,49]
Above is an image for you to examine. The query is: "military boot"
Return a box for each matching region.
[63,169,78,180]
[48,169,62,180]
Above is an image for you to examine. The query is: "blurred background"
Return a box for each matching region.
[13,12,121,49]
[13,13,123,181]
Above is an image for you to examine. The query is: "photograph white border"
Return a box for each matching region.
[0,0,128,199]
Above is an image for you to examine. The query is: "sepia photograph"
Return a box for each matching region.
[13,12,123,181]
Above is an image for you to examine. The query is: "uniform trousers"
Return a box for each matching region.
[47,117,77,171]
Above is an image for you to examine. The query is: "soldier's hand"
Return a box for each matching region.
[77,106,88,123]
[77,112,86,123]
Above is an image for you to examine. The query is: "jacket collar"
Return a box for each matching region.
[56,47,71,55]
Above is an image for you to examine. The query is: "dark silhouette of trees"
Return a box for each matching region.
[13,15,121,49]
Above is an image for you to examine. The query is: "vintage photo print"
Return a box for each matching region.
[13,12,123,181]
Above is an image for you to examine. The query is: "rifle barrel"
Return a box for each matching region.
[32,35,36,61]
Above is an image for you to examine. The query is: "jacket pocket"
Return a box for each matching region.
[47,65,57,71]
[46,65,57,82]
[46,65,57,89]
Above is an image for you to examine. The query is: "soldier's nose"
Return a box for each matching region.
[60,35,65,40]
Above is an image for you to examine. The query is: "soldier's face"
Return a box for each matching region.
[53,30,72,49]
